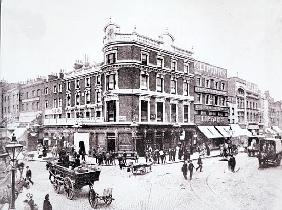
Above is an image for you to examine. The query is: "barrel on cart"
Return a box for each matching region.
[47,162,113,208]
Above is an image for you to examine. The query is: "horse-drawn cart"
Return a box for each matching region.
[48,162,113,208]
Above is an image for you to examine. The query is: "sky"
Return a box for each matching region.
[1,0,282,100]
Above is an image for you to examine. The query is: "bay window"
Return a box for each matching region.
[106,53,116,64]
[106,74,116,90]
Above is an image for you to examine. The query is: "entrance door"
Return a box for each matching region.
[79,141,85,154]
[107,138,115,152]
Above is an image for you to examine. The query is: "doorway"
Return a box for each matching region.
[107,135,116,152]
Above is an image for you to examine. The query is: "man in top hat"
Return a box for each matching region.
[26,166,34,185]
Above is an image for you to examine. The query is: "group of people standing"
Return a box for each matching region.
[181,156,203,180]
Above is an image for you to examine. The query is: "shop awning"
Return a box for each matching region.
[215,126,231,138]
[230,124,252,137]
[198,126,223,139]
[272,126,282,133]
[248,124,259,130]
[265,128,276,135]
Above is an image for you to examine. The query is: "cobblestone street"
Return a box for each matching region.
[8,153,282,210]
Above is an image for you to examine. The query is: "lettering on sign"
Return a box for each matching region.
[195,87,227,96]
[195,115,228,124]
[195,104,229,112]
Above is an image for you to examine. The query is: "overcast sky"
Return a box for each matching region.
[1,0,282,100]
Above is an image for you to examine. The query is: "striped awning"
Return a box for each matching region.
[215,126,231,138]
[198,126,223,139]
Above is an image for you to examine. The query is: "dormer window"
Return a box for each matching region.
[157,58,163,68]
[171,61,177,71]
[141,53,148,65]
[106,53,116,64]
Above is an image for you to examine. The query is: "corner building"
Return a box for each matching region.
[101,23,195,155]
[44,22,195,156]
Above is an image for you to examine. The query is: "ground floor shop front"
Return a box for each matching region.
[40,124,201,157]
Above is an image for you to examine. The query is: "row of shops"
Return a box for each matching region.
[38,123,257,157]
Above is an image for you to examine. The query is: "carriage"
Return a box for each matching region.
[47,162,114,208]
[257,138,282,168]
[127,162,152,175]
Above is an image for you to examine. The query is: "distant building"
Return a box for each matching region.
[228,77,261,135]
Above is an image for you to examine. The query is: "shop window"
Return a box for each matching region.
[157,102,163,122]
[141,100,148,122]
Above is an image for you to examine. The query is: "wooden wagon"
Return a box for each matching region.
[48,162,113,208]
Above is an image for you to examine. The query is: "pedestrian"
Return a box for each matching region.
[118,155,124,170]
[188,160,195,180]
[43,194,52,210]
[26,193,35,210]
[181,161,188,180]
[168,148,172,161]
[26,166,34,185]
[196,156,203,172]
[229,155,236,172]
[123,152,127,164]
[23,199,31,210]
[145,150,149,162]
[155,148,160,164]
[172,148,176,161]
[206,144,210,156]
[159,149,164,164]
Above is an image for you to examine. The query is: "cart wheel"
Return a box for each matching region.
[64,177,74,200]
[89,189,98,208]
[104,195,113,205]
[53,180,61,194]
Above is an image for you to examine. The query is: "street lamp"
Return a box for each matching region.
[5,134,23,210]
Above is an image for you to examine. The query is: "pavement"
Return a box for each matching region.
[21,149,222,165]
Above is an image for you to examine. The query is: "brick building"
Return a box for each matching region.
[193,61,229,146]
[43,22,195,155]
[228,77,262,135]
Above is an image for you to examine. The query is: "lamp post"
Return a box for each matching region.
[5,133,23,210]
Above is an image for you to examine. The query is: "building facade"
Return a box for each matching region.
[228,77,261,135]
[43,22,195,155]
